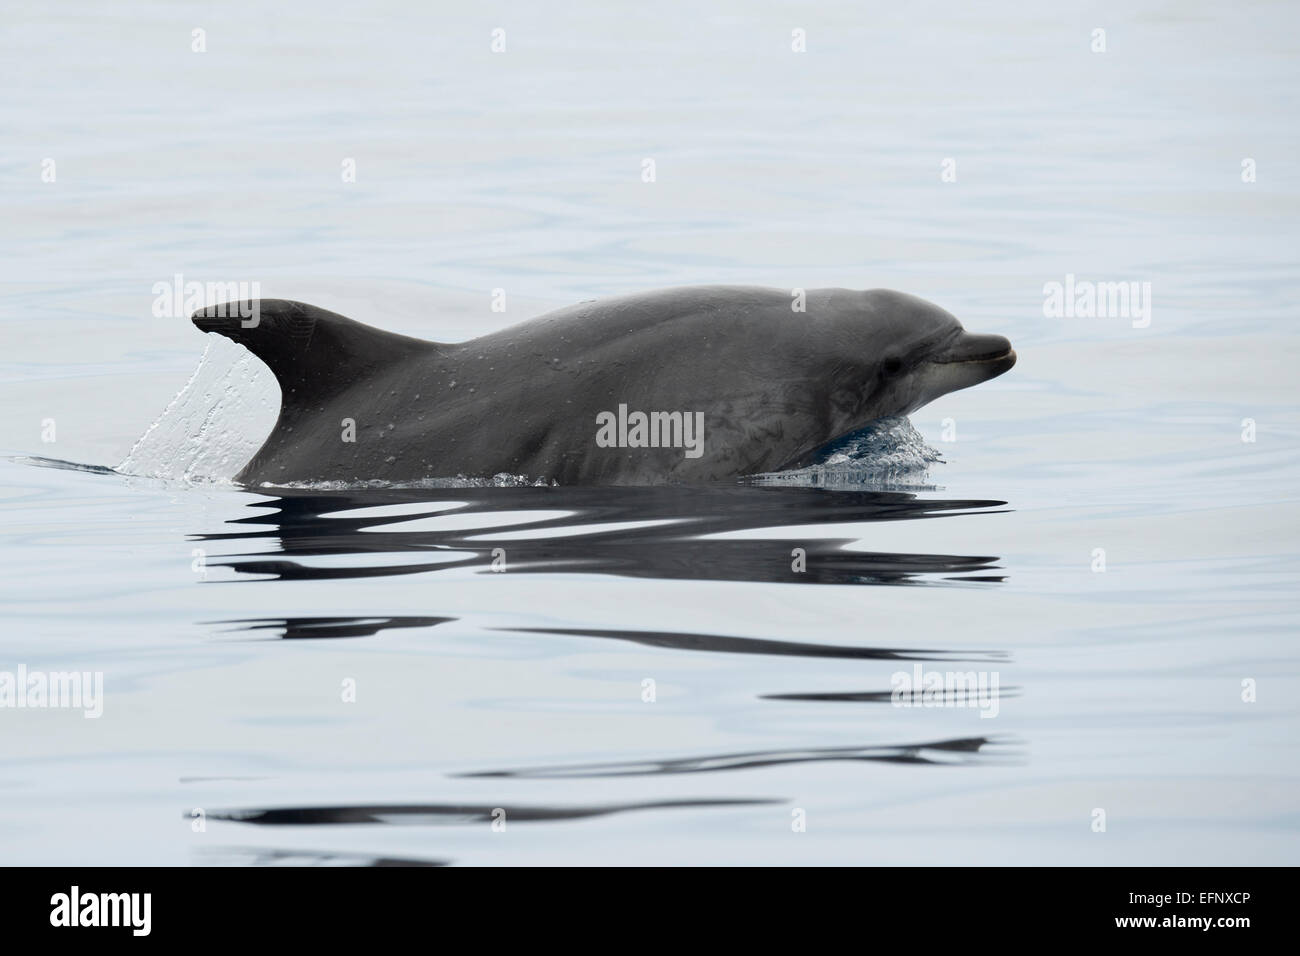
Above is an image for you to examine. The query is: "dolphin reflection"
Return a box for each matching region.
[195,484,1008,586]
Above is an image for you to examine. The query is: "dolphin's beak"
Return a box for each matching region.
[931,331,1016,378]
[909,330,1016,408]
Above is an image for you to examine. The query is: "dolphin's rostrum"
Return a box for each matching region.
[192,286,1015,485]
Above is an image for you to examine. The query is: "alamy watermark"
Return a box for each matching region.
[0,664,103,718]
[596,404,704,458]
[891,664,1000,718]
[50,886,150,935]
[1042,273,1151,328]
[152,274,261,327]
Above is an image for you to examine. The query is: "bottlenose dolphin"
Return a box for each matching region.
[192,286,1015,485]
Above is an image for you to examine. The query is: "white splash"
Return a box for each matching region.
[116,336,278,483]
[750,417,942,489]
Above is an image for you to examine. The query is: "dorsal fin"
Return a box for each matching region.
[192,299,436,410]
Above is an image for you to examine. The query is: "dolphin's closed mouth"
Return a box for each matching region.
[932,332,1016,367]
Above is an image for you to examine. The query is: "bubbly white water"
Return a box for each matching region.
[116,337,278,483]
[752,417,942,489]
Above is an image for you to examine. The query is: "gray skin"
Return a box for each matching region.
[192,287,1015,486]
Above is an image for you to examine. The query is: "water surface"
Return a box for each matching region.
[1,0,1298,865]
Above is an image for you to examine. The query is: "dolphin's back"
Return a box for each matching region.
[193,289,847,484]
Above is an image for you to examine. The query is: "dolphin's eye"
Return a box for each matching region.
[883,356,903,376]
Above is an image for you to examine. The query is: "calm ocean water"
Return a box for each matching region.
[1,1,1297,865]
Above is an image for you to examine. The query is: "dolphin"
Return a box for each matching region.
[191,286,1015,486]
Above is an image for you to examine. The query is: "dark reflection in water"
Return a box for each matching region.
[763,687,1020,702]
[207,798,779,826]
[211,615,455,640]
[208,615,1007,663]
[502,626,1008,663]
[203,847,451,867]
[196,484,1007,586]
[183,484,1015,865]
[460,737,998,779]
